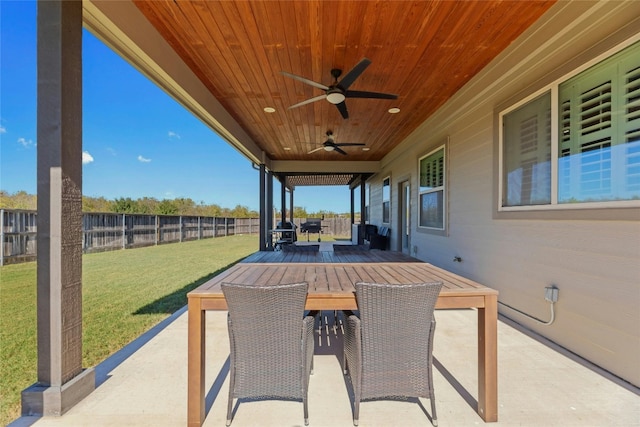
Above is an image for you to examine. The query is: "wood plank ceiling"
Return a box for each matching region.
[132,0,555,163]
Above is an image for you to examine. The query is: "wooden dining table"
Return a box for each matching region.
[187,259,499,426]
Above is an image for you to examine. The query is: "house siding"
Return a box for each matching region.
[373,1,640,386]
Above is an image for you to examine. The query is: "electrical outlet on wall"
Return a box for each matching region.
[545,286,559,303]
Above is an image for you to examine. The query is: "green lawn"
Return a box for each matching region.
[0,234,258,425]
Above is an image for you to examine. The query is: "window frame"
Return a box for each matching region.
[382,176,391,224]
[364,183,370,223]
[417,144,447,235]
[497,36,640,214]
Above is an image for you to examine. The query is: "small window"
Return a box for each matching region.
[382,177,390,223]
[418,146,445,230]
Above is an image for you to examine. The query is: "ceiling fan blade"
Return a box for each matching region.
[335,101,349,119]
[335,143,366,147]
[338,57,371,90]
[307,146,325,154]
[345,90,398,100]
[333,146,348,155]
[288,94,327,109]
[280,71,329,90]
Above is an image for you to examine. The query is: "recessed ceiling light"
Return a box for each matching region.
[283,147,291,151]
[362,147,370,151]
[388,107,400,114]
[263,107,276,113]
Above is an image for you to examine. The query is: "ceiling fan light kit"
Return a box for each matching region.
[326,91,346,104]
[306,130,366,156]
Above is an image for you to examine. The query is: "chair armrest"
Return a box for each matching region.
[343,314,362,378]
[302,314,316,376]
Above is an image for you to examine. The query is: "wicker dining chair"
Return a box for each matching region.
[343,281,443,426]
[221,282,315,426]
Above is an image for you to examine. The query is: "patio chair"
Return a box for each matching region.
[221,282,315,426]
[343,281,443,426]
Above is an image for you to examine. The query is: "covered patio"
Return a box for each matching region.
[25,0,639,425]
[12,245,638,426]
[15,241,639,426]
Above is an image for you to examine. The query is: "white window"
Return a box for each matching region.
[499,39,640,210]
[382,177,390,223]
[365,183,370,222]
[418,146,445,230]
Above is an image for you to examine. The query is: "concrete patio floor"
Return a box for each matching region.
[10,303,639,426]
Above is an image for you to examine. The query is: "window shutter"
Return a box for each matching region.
[420,152,444,189]
[622,60,640,192]
[559,41,640,201]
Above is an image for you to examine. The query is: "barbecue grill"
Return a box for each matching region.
[300,218,323,242]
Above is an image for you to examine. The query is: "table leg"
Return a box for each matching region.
[477,294,498,422]
[188,298,206,427]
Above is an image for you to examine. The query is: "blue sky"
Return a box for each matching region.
[0,1,352,213]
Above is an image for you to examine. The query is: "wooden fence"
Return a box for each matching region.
[0,210,354,265]
[0,210,260,265]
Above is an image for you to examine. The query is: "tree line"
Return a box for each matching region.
[0,190,349,218]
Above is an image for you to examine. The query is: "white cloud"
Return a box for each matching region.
[106,147,117,156]
[82,151,94,164]
[0,126,6,134]
[168,131,181,139]
[137,155,151,163]
[17,137,33,148]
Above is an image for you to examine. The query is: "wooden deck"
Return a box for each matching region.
[242,248,419,263]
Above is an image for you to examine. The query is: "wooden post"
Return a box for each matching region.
[22,0,95,416]
[0,209,4,266]
[280,178,286,226]
[266,170,274,250]
[359,178,366,244]
[289,186,294,223]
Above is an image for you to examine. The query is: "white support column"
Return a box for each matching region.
[22,0,95,416]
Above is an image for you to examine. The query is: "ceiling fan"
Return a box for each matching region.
[282,57,398,119]
[307,131,365,155]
